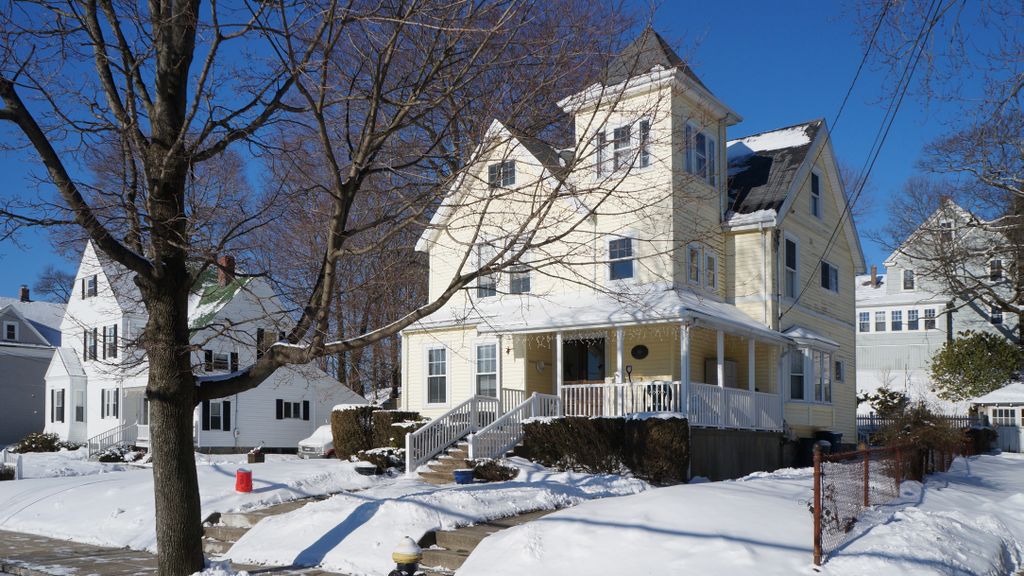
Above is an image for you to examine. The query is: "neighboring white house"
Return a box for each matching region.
[0,286,65,445]
[856,200,1018,414]
[43,241,366,452]
[973,382,1024,452]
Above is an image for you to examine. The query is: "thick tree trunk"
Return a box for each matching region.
[142,275,205,575]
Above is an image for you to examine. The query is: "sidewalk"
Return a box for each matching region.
[0,529,340,576]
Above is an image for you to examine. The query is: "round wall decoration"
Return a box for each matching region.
[630,344,649,360]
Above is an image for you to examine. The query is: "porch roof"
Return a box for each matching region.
[419,284,790,343]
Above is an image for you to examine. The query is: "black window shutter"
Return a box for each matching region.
[204,350,213,372]
[92,328,98,359]
[83,330,88,362]
[101,326,107,360]
[302,400,310,421]
[230,352,238,373]
[222,400,231,431]
[111,325,118,358]
[275,399,283,420]
[81,278,85,299]
[113,390,119,419]
[201,400,211,430]
[256,328,265,359]
[50,389,55,422]
[58,390,65,422]
[100,390,105,418]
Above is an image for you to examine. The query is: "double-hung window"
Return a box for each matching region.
[810,172,822,218]
[924,308,937,330]
[891,310,903,331]
[476,243,497,297]
[859,312,870,333]
[991,259,1004,281]
[908,309,920,331]
[2,321,16,341]
[613,125,632,171]
[903,269,915,290]
[84,328,98,361]
[507,242,530,294]
[427,347,448,405]
[596,120,651,176]
[991,306,1004,325]
[488,160,515,187]
[101,388,119,419]
[685,123,717,187]
[820,262,839,293]
[939,220,954,242]
[82,274,98,298]
[74,390,85,422]
[784,238,798,299]
[51,389,65,423]
[687,244,701,285]
[475,343,498,397]
[102,324,118,359]
[705,251,718,290]
[875,311,886,332]
[790,349,805,401]
[609,237,634,280]
[812,351,832,403]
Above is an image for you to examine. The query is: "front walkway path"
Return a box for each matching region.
[0,530,341,576]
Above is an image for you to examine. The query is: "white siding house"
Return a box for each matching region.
[44,242,366,452]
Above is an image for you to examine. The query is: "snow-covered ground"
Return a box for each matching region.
[0,451,386,552]
[461,453,1024,576]
[3,447,132,478]
[226,458,648,575]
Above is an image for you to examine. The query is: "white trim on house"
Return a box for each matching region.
[424,343,450,408]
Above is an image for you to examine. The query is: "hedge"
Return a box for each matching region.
[9,432,82,453]
[331,406,425,459]
[518,416,689,485]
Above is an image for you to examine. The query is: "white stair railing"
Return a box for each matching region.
[468,393,560,461]
[405,396,499,473]
[86,422,139,458]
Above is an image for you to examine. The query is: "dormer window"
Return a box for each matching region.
[810,172,822,218]
[3,321,17,341]
[488,160,515,188]
[82,274,98,299]
[685,123,717,188]
[596,119,651,176]
[903,269,915,290]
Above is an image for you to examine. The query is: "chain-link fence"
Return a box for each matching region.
[811,444,958,565]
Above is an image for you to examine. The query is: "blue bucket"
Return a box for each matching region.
[453,469,475,484]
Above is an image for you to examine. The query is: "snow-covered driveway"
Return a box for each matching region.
[461,453,1024,576]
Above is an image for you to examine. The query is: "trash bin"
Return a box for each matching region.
[814,431,844,452]
[235,468,253,493]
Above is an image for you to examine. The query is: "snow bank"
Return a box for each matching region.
[8,447,132,479]
[461,454,1024,576]
[0,456,386,552]
[226,458,647,575]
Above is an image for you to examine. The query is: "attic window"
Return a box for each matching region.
[488,160,515,188]
[939,220,954,242]
[902,269,915,290]
[3,321,17,341]
[82,275,98,299]
[810,172,822,218]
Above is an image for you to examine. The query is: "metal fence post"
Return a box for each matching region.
[813,444,823,566]
[861,443,869,507]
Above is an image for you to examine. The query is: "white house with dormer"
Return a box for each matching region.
[43,242,365,453]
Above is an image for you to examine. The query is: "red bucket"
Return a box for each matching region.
[235,468,253,493]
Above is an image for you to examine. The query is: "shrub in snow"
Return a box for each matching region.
[97,444,144,463]
[331,406,424,459]
[0,464,13,481]
[519,416,689,485]
[875,403,963,480]
[353,447,404,472]
[468,459,518,482]
[10,432,82,453]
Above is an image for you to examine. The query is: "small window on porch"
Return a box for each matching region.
[476,343,497,397]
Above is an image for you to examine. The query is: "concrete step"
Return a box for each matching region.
[220,499,311,528]
[446,448,469,460]
[428,458,470,473]
[485,508,554,528]
[202,537,233,556]
[420,547,469,571]
[203,525,248,543]
[434,524,501,553]
[418,470,454,485]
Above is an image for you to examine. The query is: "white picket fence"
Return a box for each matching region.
[561,380,782,431]
[405,395,499,473]
[468,393,561,460]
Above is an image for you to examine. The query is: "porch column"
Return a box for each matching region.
[716,329,725,388]
[555,331,564,400]
[748,338,756,392]
[497,334,504,412]
[679,323,690,414]
[615,327,625,384]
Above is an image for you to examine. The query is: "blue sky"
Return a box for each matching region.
[0,1,963,298]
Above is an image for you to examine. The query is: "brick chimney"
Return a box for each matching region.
[870,265,878,287]
[19,284,30,302]
[217,255,236,287]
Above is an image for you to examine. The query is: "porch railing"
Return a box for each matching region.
[405,395,500,473]
[86,422,139,458]
[500,388,525,413]
[469,393,561,460]
[561,380,782,431]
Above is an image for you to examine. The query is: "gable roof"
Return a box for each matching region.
[883,199,980,267]
[0,298,64,346]
[726,119,824,214]
[504,124,569,179]
[973,382,1024,405]
[605,28,711,93]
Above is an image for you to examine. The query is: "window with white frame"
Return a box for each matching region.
[812,350,832,403]
[859,312,870,333]
[213,352,230,371]
[685,123,717,187]
[790,349,805,401]
[82,274,98,298]
[834,359,845,384]
[687,244,701,285]
[84,328,98,361]
[476,242,497,297]
[991,259,1003,281]
[705,250,718,291]
[209,400,223,430]
[608,237,634,280]
[101,388,119,419]
[51,389,65,423]
[282,400,302,419]
[820,262,839,293]
[939,220,954,242]
[427,347,448,404]
[596,120,651,176]
[784,238,798,299]
[992,407,1017,426]
[875,311,886,332]
[2,321,17,341]
[891,310,903,331]
[903,269,915,290]
[75,390,85,422]
[908,309,920,331]
[102,324,118,358]
[810,172,822,218]
[991,306,1004,325]
[507,243,530,294]
[924,308,937,330]
[476,343,498,397]
[487,160,515,187]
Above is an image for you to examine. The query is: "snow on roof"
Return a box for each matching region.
[723,209,777,228]
[782,325,839,349]
[408,283,789,344]
[854,273,949,307]
[727,125,813,158]
[0,297,65,346]
[973,382,1024,405]
[725,120,823,215]
[53,347,87,378]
